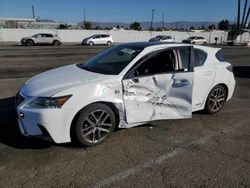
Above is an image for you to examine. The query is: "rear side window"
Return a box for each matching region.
[215,50,225,62]
[46,34,53,37]
[194,49,207,67]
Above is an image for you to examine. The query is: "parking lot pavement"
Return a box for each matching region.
[0,44,249,187]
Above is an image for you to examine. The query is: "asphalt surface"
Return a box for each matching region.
[0,44,249,187]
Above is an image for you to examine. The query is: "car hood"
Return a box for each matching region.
[21,64,109,97]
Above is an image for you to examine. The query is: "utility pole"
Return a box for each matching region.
[162,13,165,30]
[150,9,155,31]
[237,0,241,31]
[32,5,35,19]
[241,0,248,29]
[84,9,86,24]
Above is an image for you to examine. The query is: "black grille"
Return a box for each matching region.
[15,92,25,106]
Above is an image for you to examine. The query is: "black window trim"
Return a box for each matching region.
[123,46,194,80]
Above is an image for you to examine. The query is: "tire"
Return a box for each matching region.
[107,41,112,46]
[203,42,207,45]
[205,85,227,114]
[74,103,116,146]
[53,40,60,46]
[26,40,34,46]
[89,41,94,46]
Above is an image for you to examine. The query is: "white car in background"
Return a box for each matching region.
[81,34,113,46]
[182,36,207,45]
[149,35,175,43]
[20,33,62,46]
[16,42,235,146]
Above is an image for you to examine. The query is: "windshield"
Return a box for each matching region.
[77,45,142,75]
[154,35,164,41]
[188,37,196,40]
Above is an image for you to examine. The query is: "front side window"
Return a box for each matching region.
[135,50,176,77]
[77,45,142,75]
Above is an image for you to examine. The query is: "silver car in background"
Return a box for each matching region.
[149,35,175,43]
[20,33,62,46]
[81,34,113,46]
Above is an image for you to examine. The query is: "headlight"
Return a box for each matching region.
[25,95,72,109]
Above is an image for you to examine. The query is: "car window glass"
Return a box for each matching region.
[179,48,190,71]
[194,49,207,67]
[80,45,142,75]
[135,50,176,77]
[215,50,225,62]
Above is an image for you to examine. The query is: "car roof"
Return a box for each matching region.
[117,42,192,50]
[35,33,54,35]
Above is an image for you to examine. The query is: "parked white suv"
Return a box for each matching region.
[81,34,113,46]
[182,36,207,45]
[20,33,62,46]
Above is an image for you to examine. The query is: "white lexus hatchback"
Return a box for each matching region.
[16,42,235,146]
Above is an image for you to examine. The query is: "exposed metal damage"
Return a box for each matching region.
[122,74,193,124]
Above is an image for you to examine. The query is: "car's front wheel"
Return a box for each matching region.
[89,41,94,46]
[73,103,116,146]
[205,85,227,114]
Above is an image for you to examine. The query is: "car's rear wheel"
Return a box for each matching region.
[205,85,227,114]
[89,41,94,46]
[26,40,34,46]
[203,42,207,45]
[74,103,116,146]
[107,41,112,46]
[53,40,61,46]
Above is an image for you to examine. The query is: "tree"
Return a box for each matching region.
[95,25,102,30]
[116,25,120,29]
[218,20,230,30]
[84,21,92,30]
[130,21,141,30]
[57,23,71,29]
[190,26,195,30]
[201,25,206,30]
[208,24,216,30]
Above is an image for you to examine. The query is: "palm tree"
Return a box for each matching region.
[241,0,248,29]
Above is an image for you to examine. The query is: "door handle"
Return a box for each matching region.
[203,71,212,76]
[173,79,190,87]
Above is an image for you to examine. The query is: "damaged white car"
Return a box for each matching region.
[16,42,235,146]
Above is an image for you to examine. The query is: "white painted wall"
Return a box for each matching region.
[0,28,228,44]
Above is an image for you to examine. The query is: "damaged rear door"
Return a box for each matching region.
[122,47,194,124]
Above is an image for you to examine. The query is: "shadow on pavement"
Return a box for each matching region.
[233,66,250,79]
[0,96,51,149]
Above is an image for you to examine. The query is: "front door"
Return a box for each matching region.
[122,47,194,124]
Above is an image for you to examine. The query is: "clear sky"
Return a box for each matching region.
[0,0,239,23]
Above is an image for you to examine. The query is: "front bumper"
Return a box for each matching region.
[16,95,74,143]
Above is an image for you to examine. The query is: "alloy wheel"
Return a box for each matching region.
[208,87,225,112]
[81,109,112,144]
